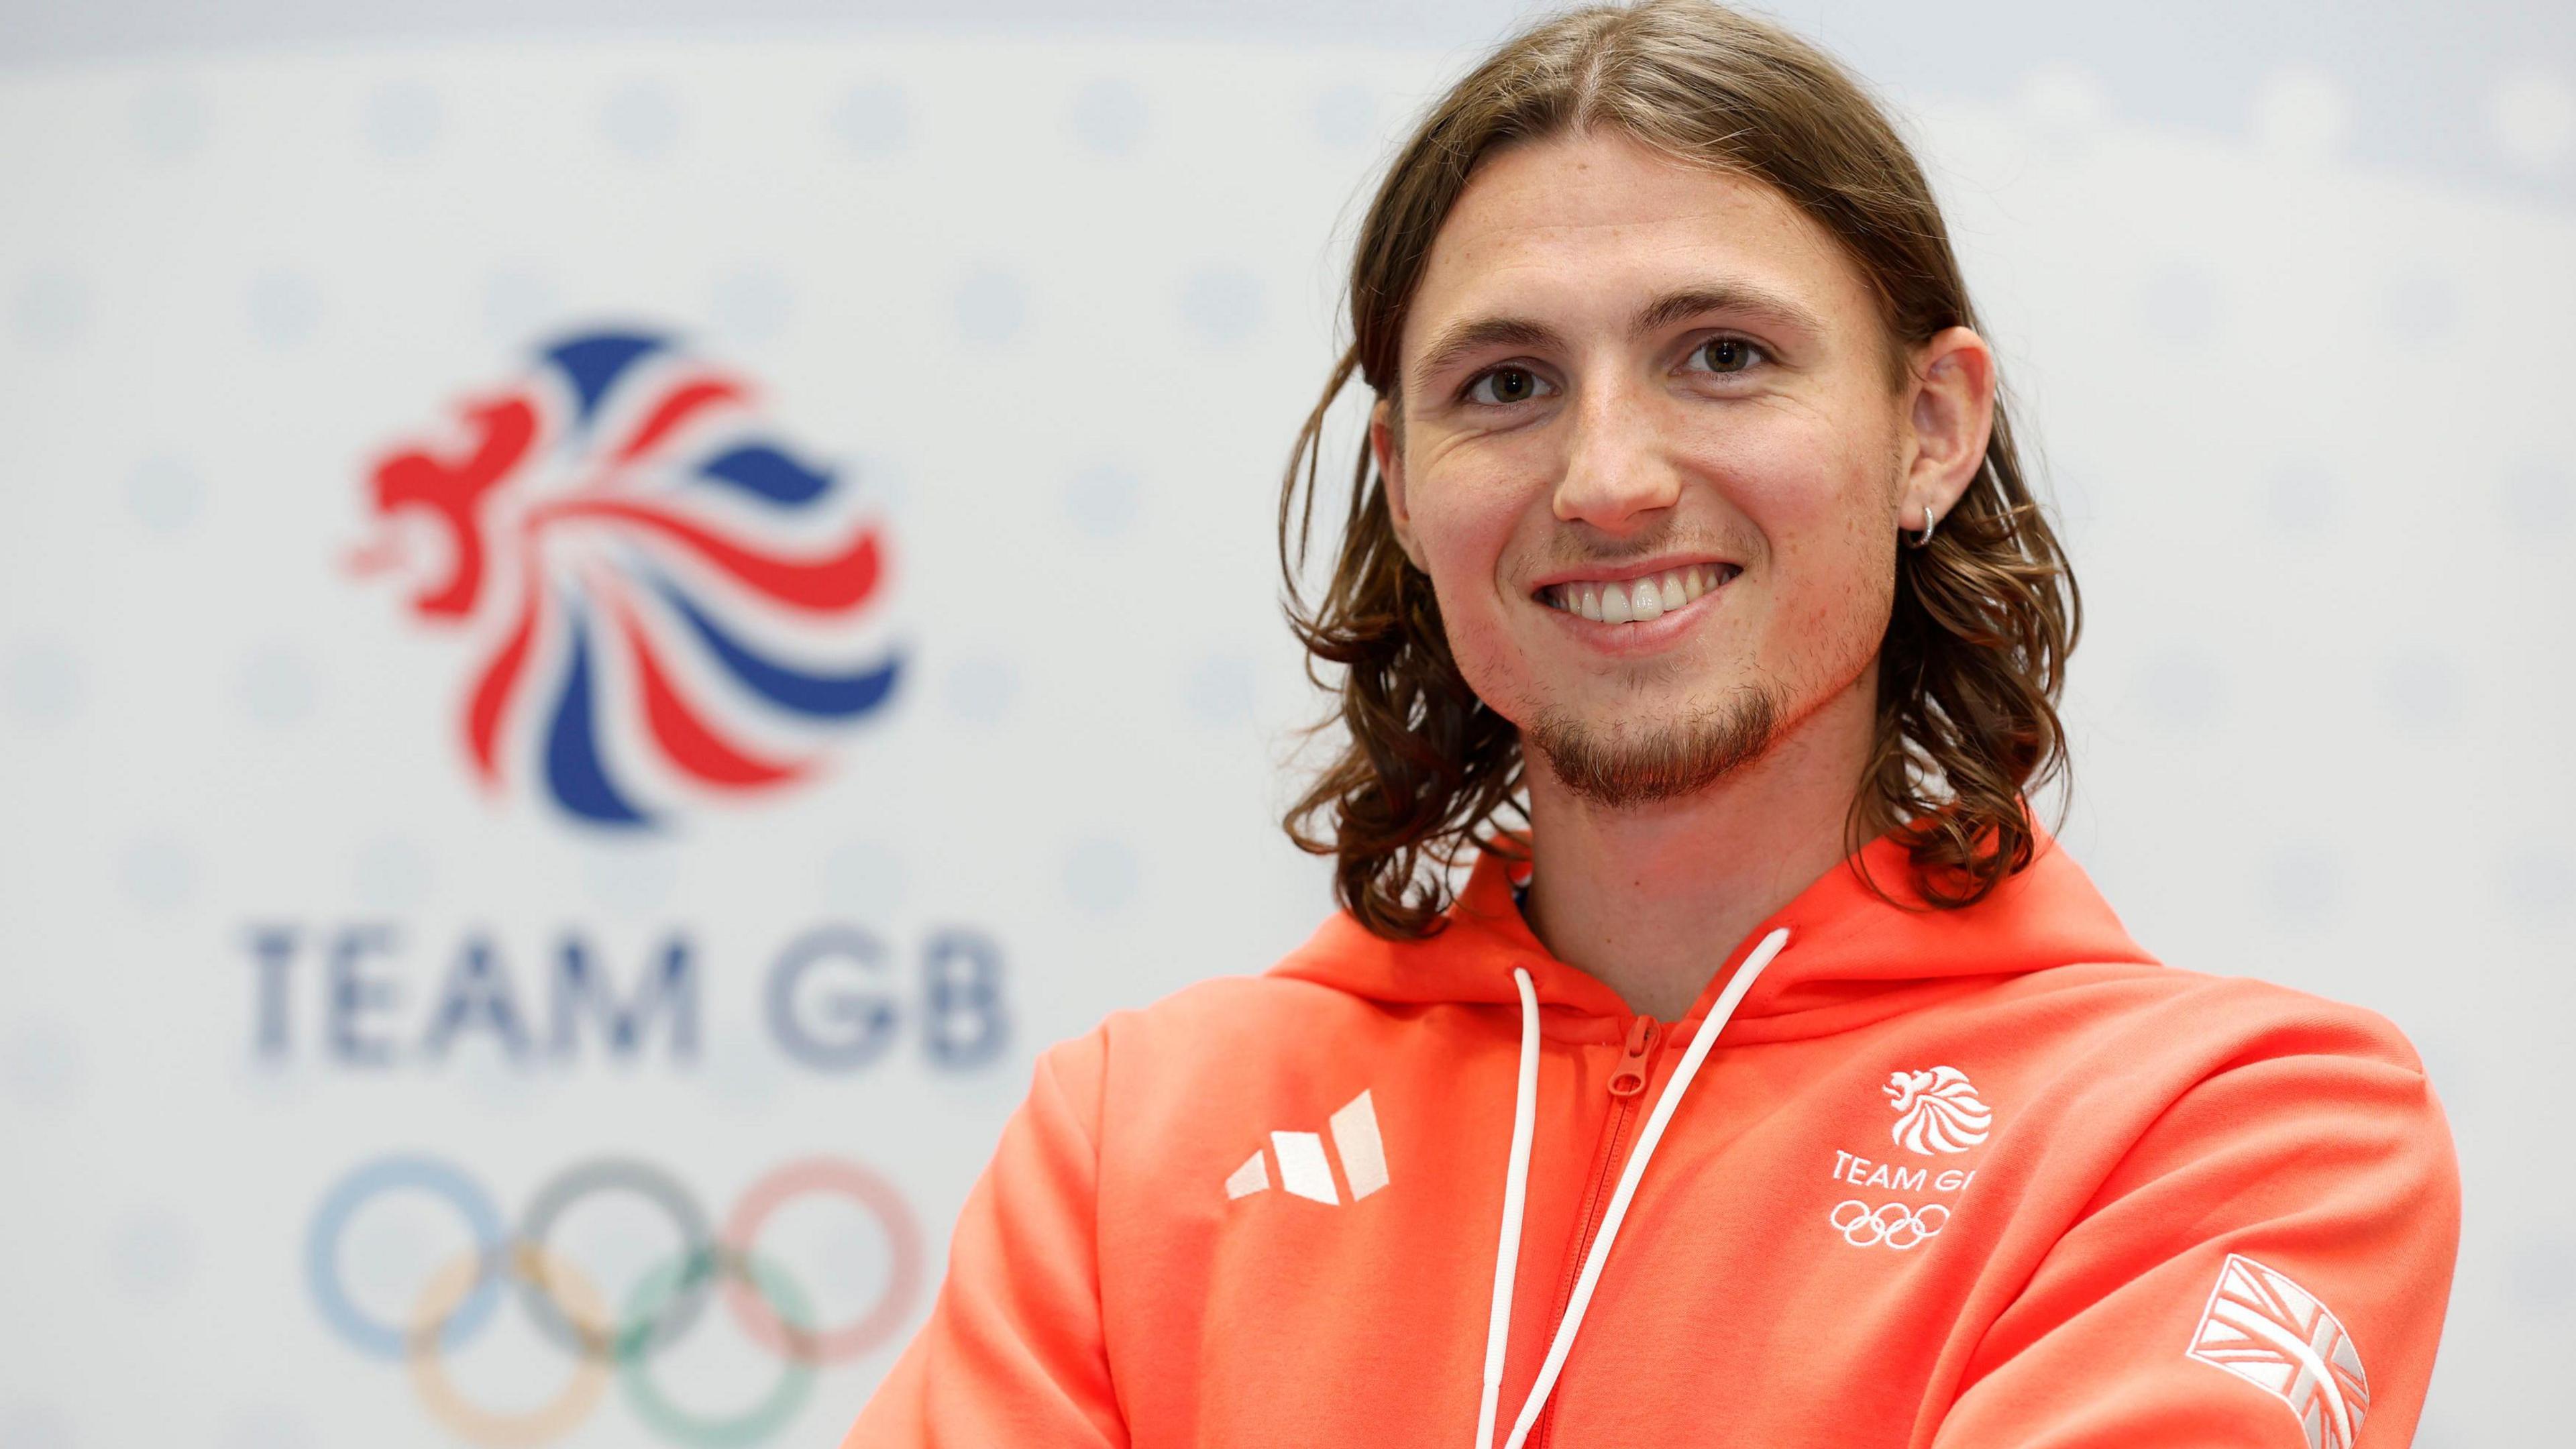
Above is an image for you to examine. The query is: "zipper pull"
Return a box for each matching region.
[1608,1016,1658,1098]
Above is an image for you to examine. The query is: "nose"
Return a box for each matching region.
[1550,376,1681,531]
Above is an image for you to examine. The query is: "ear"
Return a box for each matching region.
[1900,326,1996,534]
[1370,396,1427,570]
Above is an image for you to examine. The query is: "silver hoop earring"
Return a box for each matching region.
[1907,507,1938,549]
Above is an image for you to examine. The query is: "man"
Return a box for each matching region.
[843,3,2459,1445]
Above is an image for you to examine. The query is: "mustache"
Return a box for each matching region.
[1535,525,1738,571]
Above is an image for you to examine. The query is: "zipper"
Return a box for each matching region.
[1526,1013,1661,1449]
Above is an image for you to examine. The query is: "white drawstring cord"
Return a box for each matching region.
[1475,927,1792,1449]
[1473,967,1542,1449]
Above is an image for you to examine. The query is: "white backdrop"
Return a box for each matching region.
[0,24,2569,1449]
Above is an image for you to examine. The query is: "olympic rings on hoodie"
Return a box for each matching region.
[306,1153,923,1448]
[1829,1199,1950,1250]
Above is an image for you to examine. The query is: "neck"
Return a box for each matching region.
[1519,668,1878,1021]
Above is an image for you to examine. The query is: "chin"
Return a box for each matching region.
[1523,682,1786,809]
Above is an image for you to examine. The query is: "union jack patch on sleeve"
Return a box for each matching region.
[2186,1253,2371,1449]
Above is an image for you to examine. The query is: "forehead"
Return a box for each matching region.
[1402,128,1882,370]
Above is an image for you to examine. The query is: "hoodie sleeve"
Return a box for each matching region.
[839,1028,1128,1448]
[1929,1032,2460,1448]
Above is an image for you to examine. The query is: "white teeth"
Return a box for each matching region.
[1548,564,1731,623]
[1600,582,1633,624]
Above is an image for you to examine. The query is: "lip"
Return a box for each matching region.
[1527,553,1739,592]
[1534,561,1740,655]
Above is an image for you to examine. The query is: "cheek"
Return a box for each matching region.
[1403,463,1547,710]
[1717,407,1900,661]
[1406,458,1526,615]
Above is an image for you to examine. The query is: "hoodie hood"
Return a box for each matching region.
[1270,823,2157,1036]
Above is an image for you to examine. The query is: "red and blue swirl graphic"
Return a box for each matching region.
[349,329,902,827]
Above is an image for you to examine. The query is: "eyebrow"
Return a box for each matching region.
[1630,283,1825,341]
[1408,281,1827,398]
[1410,317,1564,396]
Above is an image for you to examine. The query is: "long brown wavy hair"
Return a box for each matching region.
[1280,0,2082,938]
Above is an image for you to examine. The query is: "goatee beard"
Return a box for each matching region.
[1526,685,1784,808]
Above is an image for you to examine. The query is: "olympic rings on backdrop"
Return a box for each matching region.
[622,1248,818,1446]
[307,1153,922,1448]
[1829,1199,1950,1250]
[308,1156,511,1358]
[514,1158,714,1360]
[720,1157,924,1362]
[409,1242,613,1447]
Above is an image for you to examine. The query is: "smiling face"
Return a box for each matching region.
[1375,129,1945,808]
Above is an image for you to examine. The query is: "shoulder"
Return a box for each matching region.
[1979,959,2431,1079]
[1024,971,1398,1116]
[1962,962,2453,1194]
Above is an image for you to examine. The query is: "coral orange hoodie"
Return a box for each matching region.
[842,828,2459,1448]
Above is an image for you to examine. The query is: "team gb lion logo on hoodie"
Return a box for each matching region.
[1884,1066,1993,1155]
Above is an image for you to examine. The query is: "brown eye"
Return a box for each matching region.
[1466,366,1549,405]
[1697,337,1760,374]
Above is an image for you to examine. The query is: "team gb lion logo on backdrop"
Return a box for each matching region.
[347,329,903,828]
[1884,1066,1993,1155]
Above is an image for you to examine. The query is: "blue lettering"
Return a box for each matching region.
[551,933,698,1061]
[419,934,531,1062]
[766,926,897,1071]
[327,926,401,1067]
[246,924,299,1059]
[922,928,1009,1069]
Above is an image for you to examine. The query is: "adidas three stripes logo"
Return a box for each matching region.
[1224,1089,1389,1205]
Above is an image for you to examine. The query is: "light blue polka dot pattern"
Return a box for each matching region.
[2131,649,2226,730]
[822,839,908,917]
[0,1402,74,1449]
[2506,1236,2576,1317]
[106,1209,195,1299]
[835,82,911,154]
[2376,649,2461,733]
[2498,849,2571,921]
[2498,458,2569,533]
[242,645,317,726]
[120,836,197,913]
[479,266,558,341]
[130,80,211,160]
[1068,79,1148,156]
[954,270,1027,344]
[3,641,80,722]
[710,268,794,345]
[1064,463,1141,537]
[941,657,1020,723]
[581,840,680,916]
[12,269,87,349]
[603,80,682,158]
[849,451,912,513]
[1063,838,1140,914]
[1182,653,1257,727]
[352,836,432,912]
[362,80,442,158]
[1313,84,1376,149]
[125,456,204,533]
[0,1019,85,1110]
[246,271,321,347]
[2137,263,2222,343]
[2260,845,2341,923]
[217,1405,316,1449]
[1181,268,1264,344]
[2383,272,2460,339]
[2263,461,2338,534]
